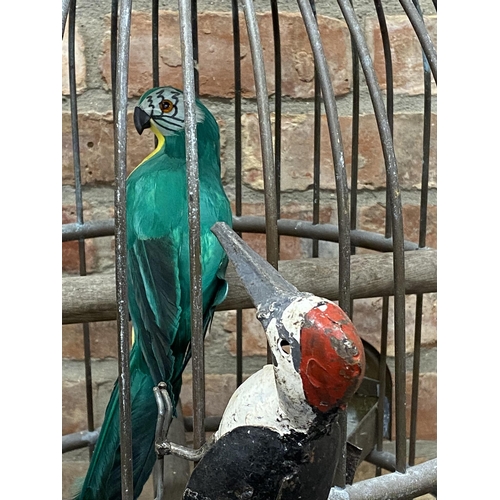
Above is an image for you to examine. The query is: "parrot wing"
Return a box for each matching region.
[128,235,183,390]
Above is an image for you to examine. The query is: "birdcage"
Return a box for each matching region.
[62,0,437,498]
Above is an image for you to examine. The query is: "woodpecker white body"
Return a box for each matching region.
[181,224,366,500]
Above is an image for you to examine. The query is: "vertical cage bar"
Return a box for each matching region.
[311,71,321,259]
[376,300,390,477]
[68,0,95,458]
[409,0,432,467]
[178,0,206,450]
[152,0,160,149]
[111,0,118,117]
[348,0,360,318]
[152,0,159,88]
[191,0,200,96]
[114,0,134,496]
[310,0,321,259]
[232,0,244,388]
[349,36,359,255]
[297,0,351,315]
[373,0,394,477]
[241,0,279,271]
[336,0,407,473]
[270,0,282,230]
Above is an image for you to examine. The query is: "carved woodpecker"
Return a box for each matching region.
[176,222,366,500]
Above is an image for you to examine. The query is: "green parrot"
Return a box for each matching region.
[75,86,232,500]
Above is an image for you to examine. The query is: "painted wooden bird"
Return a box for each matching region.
[75,86,232,500]
[167,222,366,500]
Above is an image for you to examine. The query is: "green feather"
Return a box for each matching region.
[75,86,232,500]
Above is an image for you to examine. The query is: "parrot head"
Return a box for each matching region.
[211,222,365,423]
[134,86,206,137]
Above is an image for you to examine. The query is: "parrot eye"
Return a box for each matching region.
[159,99,175,113]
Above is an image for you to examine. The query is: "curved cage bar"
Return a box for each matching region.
[241,0,279,272]
[62,0,437,498]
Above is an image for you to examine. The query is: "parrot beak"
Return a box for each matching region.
[134,106,152,135]
[211,222,298,329]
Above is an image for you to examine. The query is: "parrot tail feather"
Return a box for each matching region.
[73,345,160,500]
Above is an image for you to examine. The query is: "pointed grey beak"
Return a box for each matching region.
[211,222,299,325]
[134,106,152,135]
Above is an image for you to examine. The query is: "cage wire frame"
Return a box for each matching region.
[62,0,437,498]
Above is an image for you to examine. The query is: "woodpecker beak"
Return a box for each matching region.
[212,222,365,413]
[134,106,152,135]
[211,222,298,328]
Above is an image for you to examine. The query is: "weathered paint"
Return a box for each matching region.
[300,302,365,412]
[266,309,317,431]
[215,365,303,439]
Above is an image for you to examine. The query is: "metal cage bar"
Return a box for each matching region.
[63,216,422,252]
[408,0,433,468]
[270,0,282,232]
[241,0,279,273]
[399,0,437,83]
[310,0,322,260]
[336,0,408,473]
[372,0,394,478]
[178,0,206,452]
[231,0,244,389]
[298,0,352,317]
[241,0,279,365]
[68,0,95,459]
[152,0,160,88]
[113,0,134,495]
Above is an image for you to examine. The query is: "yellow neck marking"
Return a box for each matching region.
[128,122,165,178]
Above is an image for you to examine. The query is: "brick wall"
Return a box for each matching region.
[62,1,437,498]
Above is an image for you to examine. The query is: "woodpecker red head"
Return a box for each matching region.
[211,222,365,423]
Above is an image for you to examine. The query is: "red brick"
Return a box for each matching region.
[62,321,119,360]
[406,372,436,441]
[100,11,351,98]
[62,379,88,435]
[62,21,86,95]
[62,461,88,499]
[367,15,437,96]
[242,112,437,192]
[359,203,437,249]
[224,309,268,357]
[180,373,237,418]
[62,205,97,274]
[62,111,148,185]
[232,201,333,261]
[62,111,227,186]
[390,372,436,441]
[243,232,302,262]
[352,293,437,356]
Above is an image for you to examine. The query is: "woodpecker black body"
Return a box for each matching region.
[184,424,341,500]
[159,223,365,500]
